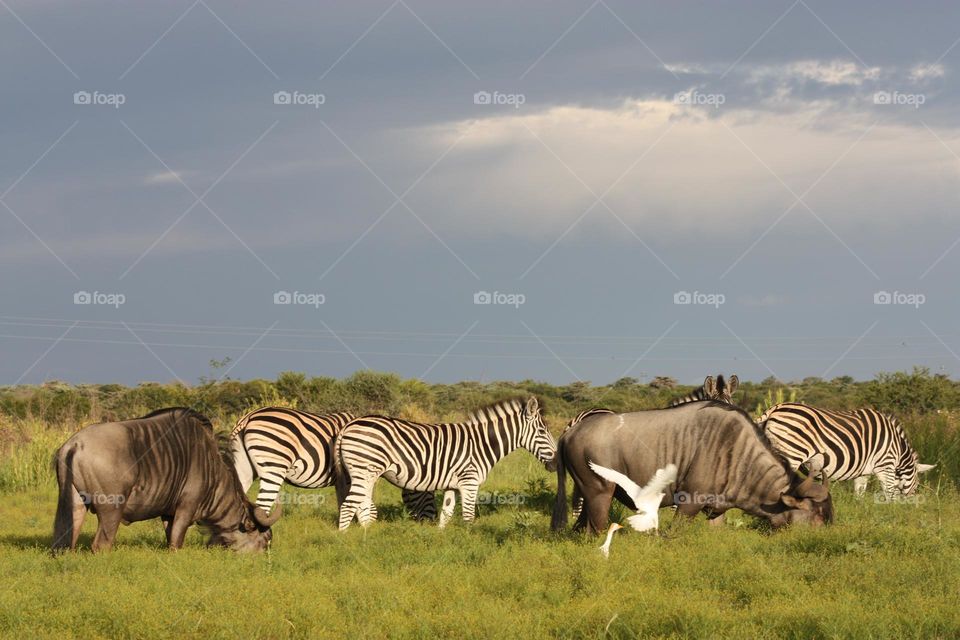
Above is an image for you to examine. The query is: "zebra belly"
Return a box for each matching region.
[382,467,454,492]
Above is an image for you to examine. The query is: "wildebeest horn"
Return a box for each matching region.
[253,503,282,527]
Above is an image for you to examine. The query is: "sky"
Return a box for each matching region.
[2,0,960,387]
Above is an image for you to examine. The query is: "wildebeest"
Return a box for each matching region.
[52,407,281,553]
[552,402,833,534]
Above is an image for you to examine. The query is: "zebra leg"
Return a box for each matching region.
[402,490,437,521]
[853,476,869,497]
[339,472,379,531]
[460,484,480,523]
[438,490,456,529]
[571,485,583,522]
[255,467,289,513]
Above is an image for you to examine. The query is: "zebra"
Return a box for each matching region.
[668,374,739,407]
[335,396,556,530]
[230,407,437,519]
[565,374,740,520]
[760,402,935,496]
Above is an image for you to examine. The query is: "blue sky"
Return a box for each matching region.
[2,1,960,386]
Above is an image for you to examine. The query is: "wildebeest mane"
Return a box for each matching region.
[140,406,214,430]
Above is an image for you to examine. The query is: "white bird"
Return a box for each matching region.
[599,522,622,558]
[588,462,678,533]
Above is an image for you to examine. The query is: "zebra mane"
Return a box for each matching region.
[465,398,525,426]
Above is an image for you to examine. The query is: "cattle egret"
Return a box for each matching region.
[588,462,678,533]
[599,522,622,558]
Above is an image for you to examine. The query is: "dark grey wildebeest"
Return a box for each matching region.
[52,407,281,553]
[552,402,833,534]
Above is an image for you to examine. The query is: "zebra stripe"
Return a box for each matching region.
[760,402,934,496]
[336,396,556,530]
[230,407,436,519]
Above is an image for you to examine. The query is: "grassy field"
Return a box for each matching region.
[1,422,958,640]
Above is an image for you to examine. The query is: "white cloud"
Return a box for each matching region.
[405,96,959,242]
[749,59,882,86]
[143,171,186,185]
[909,62,946,81]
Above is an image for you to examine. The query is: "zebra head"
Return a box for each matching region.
[519,396,557,471]
[895,450,936,495]
[703,374,739,403]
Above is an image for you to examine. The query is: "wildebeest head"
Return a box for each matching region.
[519,396,558,471]
[768,456,833,528]
[208,501,282,552]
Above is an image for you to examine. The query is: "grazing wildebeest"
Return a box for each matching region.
[52,407,281,553]
[552,402,833,534]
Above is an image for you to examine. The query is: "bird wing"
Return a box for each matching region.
[639,464,678,499]
[588,461,641,499]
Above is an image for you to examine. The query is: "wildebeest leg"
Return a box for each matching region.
[585,487,614,535]
[91,507,123,552]
[674,501,701,520]
[70,490,87,550]
[707,513,726,527]
[167,509,194,550]
[161,515,173,545]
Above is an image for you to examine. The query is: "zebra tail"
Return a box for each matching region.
[51,444,77,554]
[550,436,568,532]
[333,429,350,507]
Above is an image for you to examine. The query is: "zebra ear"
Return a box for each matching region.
[703,376,716,397]
[525,396,540,415]
[917,463,936,473]
[728,375,739,395]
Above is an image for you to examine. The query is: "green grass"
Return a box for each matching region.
[1,444,958,639]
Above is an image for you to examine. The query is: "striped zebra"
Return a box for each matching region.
[668,374,739,407]
[335,396,556,530]
[760,403,935,496]
[565,374,740,520]
[230,407,436,519]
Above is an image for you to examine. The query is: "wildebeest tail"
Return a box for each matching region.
[51,444,77,553]
[551,436,568,531]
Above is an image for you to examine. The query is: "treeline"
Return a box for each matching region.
[1,367,957,428]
